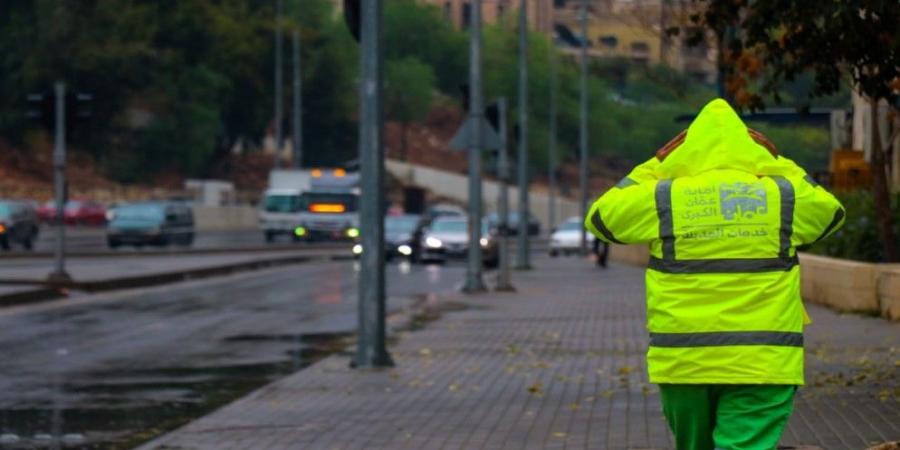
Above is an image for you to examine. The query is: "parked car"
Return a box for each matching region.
[106,202,194,248]
[64,200,107,226]
[0,200,39,250]
[419,216,498,267]
[549,216,595,256]
[37,200,57,223]
[484,211,541,236]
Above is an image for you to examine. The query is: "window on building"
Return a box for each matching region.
[631,41,650,64]
[462,2,471,29]
[444,1,452,20]
[497,3,504,19]
[599,35,618,49]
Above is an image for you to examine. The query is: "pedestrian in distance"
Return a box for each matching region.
[585,99,845,450]
[592,236,609,268]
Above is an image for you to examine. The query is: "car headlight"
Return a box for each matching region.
[479,237,489,247]
[346,227,360,238]
[398,244,413,256]
[425,236,442,248]
[105,210,116,221]
[352,244,363,255]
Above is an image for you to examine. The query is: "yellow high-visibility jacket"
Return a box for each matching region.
[585,99,845,385]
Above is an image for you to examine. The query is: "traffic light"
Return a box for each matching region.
[25,89,93,132]
[26,92,54,130]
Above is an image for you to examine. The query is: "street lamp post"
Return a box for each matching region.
[273,0,284,169]
[463,0,487,293]
[47,82,70,283]
[515,0,531,270]
[495,97,514,291]
[292,29,303,168]
[354,0,392,368]
[548,34,558,232]
[578,0,589,255]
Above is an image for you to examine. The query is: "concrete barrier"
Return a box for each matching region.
[876,266,900,321]
[193,206,258,231]
[798,253,881,314]
[607,244,900,322]
[386,159,583,224]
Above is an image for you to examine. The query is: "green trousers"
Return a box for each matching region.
[659,384,796,450]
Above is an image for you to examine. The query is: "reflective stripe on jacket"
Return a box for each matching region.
[585,99,845,385]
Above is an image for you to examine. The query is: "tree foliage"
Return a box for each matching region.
[386,57,435,159]
[674,0,899,261]
[675,0,899,110]
[0,0,358,181]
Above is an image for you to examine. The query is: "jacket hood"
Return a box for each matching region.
[654,99,804,179]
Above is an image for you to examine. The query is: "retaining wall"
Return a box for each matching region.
[193,206,258,231]
[385,159,583,224]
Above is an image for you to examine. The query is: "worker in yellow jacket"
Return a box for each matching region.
[585,99,845,450]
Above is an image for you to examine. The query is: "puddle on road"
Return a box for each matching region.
[0,332,351,449]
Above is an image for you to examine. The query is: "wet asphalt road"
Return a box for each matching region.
[0,259,467,448]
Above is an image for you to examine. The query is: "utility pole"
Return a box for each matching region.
[463,0,487,293]
[273,0,284,169]
[292,29,303,168]
[354,0,392,368]
[495,97,514,291]
[579,0,589,255]
[47,82,70,283]
[515,0,531,270]
[548,35,558,232]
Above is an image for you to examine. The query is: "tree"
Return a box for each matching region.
[674,0,900,262]
[385,57,435,160]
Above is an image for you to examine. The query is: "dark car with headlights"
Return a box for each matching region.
[0,200,39,251]
[106,202,194,248]
[384,214,424,261]
[420,216,498,267]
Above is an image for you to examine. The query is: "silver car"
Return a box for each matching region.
[549,216,595,257]
[420,217,498,267]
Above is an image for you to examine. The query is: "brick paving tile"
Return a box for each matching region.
[138,256,899,450]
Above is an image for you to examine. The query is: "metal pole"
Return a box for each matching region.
[579,0,589,255]
[496,97,514,291]
[515,0,531,270]
[292,29,303,168]
[273,0,283,169]
[48,81,70,283]
[354,0,392,368]
[548,36,557,232]
[463,0,486,293]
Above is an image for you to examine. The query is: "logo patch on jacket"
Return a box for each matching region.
[719,182,768,220]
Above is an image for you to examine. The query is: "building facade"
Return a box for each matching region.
[554,0,718,83]
[423,0,555,34]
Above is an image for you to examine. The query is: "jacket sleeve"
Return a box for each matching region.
[585,161,660,245]
[791,175,846,245]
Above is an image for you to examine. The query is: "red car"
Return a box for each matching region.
[37,200,57,223]
[63,200,107,226]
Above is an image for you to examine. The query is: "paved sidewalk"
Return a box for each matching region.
[139,257,899,450]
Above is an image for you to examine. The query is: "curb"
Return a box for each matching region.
[0,251,353,307]
[0,242,347,259]
[0,286,65,308]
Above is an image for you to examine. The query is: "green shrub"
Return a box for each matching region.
[808,190,900,263]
